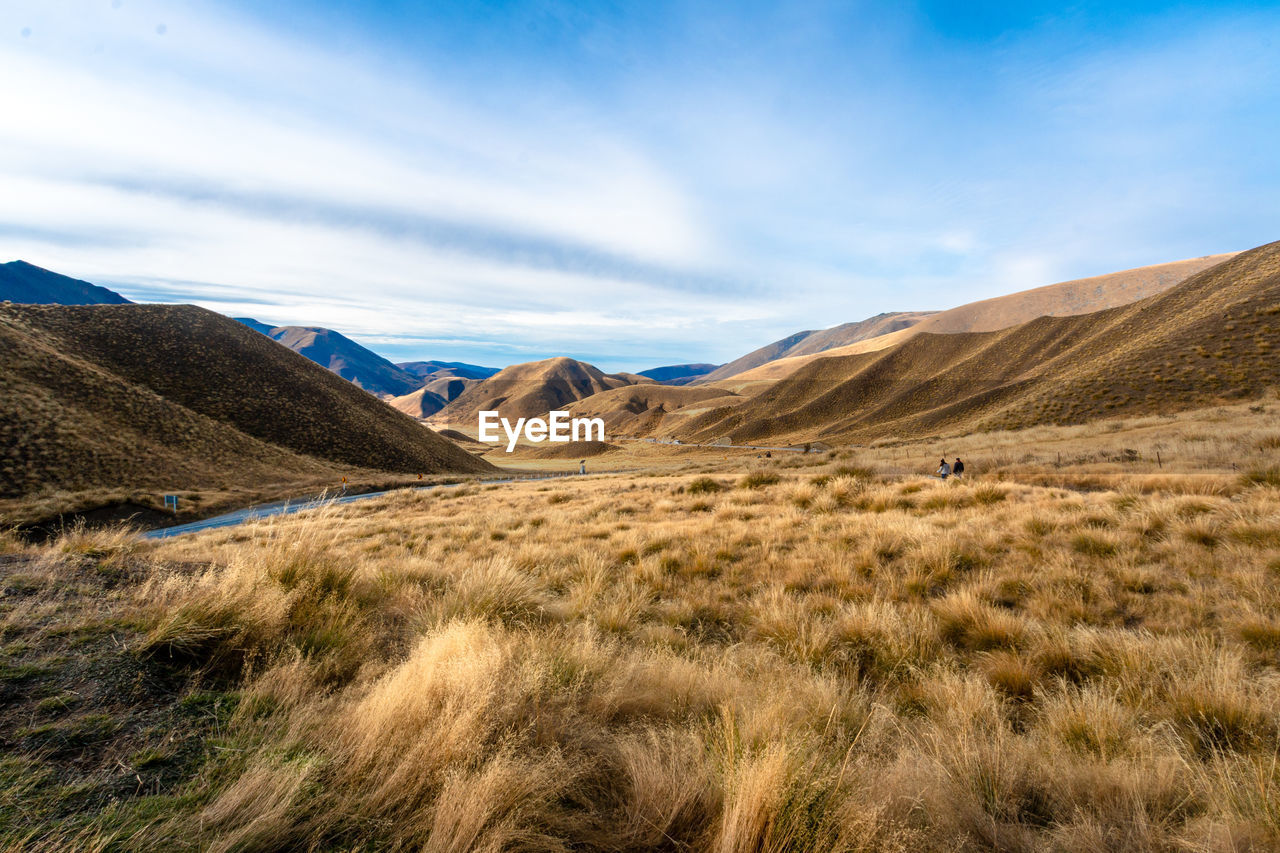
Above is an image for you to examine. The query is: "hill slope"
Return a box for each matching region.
[387,375,480,419]
[732,254,1237,381]
[680,244,1279,444]
[701,312,935,382]
[431,357,651,428]
[255,326,423,397]
[0,304,492,502]
[564,384,740,437]
[0,261,132,305]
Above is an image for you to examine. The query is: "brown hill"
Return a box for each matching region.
[564,384,740,438]
[0,304,492,504]
[520,440,617,459]
[679,244,1279,445]
[700,312,936,382]
[387,386,449,419]
[435,428,485,445]
[732,254,1237,381]
[388,376,479,419]
[430,357,651,428]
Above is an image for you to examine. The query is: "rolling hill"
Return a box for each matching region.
[0,304,492,504]
[700,312,935,382]
[678,243,1279,445]
[728,253,1237,382]
[636,363,721,385]
[388,375,480,419]
[564,384,741,437]
[0,260,132,305]
[430,357,653,428]
[235,320,423,397]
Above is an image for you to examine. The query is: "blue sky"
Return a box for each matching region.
[1,1,1278,372]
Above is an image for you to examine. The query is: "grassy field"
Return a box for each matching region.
[1,402,1278,851]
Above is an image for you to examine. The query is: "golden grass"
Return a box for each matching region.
[3,402,1280,849]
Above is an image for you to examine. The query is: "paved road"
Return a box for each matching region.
[143,471,589,540]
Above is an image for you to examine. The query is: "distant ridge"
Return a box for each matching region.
[398,360,500,381]
[637,363,720,385]
[701,312,935,382]
[0,261,132,306]
[431,356,652,427]
[678,244,1278,444]
[237,319,422,397]
[729,253,1237,381]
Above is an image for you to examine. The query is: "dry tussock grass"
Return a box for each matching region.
[4,404,1280,850]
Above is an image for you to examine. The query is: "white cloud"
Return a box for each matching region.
[1,0,1276,368]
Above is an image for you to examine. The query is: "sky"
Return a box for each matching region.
[1,1,1278,372]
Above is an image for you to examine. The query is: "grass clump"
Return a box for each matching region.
[687,477,725,495]
[738,470,781,489]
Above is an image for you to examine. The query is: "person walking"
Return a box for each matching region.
[579,460,586,475]
[936,458,951,480]
[953,458,965,479]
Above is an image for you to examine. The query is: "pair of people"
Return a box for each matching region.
[936,457,965,480]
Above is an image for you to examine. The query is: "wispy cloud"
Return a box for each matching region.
[1,0,1277,370]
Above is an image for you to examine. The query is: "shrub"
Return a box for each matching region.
[1070,533,1118,557]
[738,471,780,489]
[1240,466,1280,488]
[687,477,725,495]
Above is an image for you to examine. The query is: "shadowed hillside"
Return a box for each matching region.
[388,375,479,419]
[250,325,423,397]
[0,304,492,504]
[431,357,652,427]
[565,384,740,437]
[387,386,449,419]
[733,253,1237,381]
[0,261,132,305]
[700,312,935,382]
[681,243,1279,444]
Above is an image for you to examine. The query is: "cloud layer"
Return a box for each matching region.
[2,1,1277,370]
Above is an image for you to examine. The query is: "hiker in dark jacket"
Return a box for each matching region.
[953,458,965,479]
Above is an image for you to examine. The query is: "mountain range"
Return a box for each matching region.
[397,360,501,381]
[636,363,720,385]
[677,243,1279,444]
[234,320,425,397]
[700,312,935,382]
[722,254,1236,382]
[428,356,655,427]
[4,243,1274,467]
